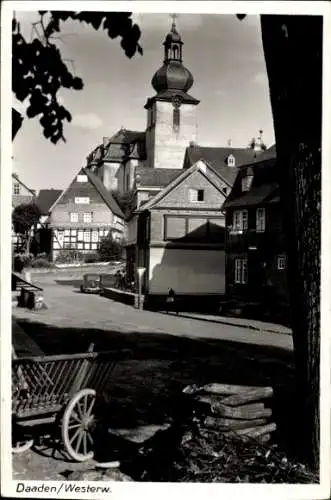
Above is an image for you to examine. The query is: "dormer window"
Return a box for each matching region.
[242,173,254,192]
[227,154,235,167]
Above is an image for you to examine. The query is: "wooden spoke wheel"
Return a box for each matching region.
[12,438,34,454]
[62,388,96,462]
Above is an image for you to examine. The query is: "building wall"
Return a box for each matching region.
[102,162,122,191]
[148,247,225,294]
[127,215,138,246]
[151,101,198,170]
[50,173,124,260]
[136,188,161,208]
[124,159,140,191]
[51,203,115,227]
[145,105,156,168]
[157,168,228,209]
[225,204,289,303]
[149,209,225,242]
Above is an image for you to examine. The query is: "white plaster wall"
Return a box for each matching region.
[103,162,122,191]
[148,247,225,294]
[153,101,198,170]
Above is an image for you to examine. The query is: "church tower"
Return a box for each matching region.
[145,15,200,169]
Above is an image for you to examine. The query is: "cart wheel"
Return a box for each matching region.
[62,388,96,462]
[12,439,34,454]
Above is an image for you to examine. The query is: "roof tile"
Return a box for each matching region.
[82,168,124,219]
[185,145,265,185]
[135,167,182,188]
[36,189,62,214]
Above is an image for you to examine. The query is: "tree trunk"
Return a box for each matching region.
[261,15,321,470]
[25,231,31,255]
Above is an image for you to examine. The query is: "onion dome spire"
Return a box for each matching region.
[151,14,194,94]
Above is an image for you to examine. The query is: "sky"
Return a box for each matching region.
[12,10,275,191]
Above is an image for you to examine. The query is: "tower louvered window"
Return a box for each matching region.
[173,107,180,131]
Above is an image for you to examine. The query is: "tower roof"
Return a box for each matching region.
[150,15,196,100]
[164,15,183,44]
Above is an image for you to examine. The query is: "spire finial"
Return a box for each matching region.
[170,13,178,30]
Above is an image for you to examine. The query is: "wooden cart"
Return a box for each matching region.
[12,344,128,462]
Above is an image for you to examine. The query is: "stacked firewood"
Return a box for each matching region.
[183,383,276,443]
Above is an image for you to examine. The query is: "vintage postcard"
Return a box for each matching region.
[1,1,330,499]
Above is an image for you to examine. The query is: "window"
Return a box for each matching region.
[187,218,208,239]
[92,231,99,242]
[83,212,93,223]
[256,208,266,232]
[233,210,248,232]
[13,182,20,195]
[173,107,180,131]
[77,174,88,183]
[234,258,248,284]
[83,231,90,242]
[189,188,204,202]
[277,255,287,270]
[70,212,78,223]
[242,174,254,192]
[165,217,186,240]
[227,155,235,167]
[75,197,90,204]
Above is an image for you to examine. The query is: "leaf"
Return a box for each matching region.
[72,76,84,90]
[12,11,143,143]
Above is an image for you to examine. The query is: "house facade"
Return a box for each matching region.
[32,189,63,256]
[127,160,230,309]
[49,168,125,261]
[222,148,289,317]
[79,18,269,301]
[12,173,36,208]
[12,173,36,251]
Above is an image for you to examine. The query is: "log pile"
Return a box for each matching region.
[183,383,276,443]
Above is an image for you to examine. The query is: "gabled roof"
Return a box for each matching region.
[82,168,124,219]
[50,168,125,219]
[87,129,146,165]
[222,156,279,210]
[222,183,279,209]
[135,167,182,188]
[136,159,226,213]
[12,173,36,196]
[184,145,262,186]
[35,189,63,215]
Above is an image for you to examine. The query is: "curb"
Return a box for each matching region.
[167,312,292,336]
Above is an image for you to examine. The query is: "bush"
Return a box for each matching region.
[55,250,83,264]
[98,234,124,262]
[30,258,54,269]
[83,253,101,264]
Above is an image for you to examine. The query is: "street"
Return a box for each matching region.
[12,276,294,480]
[13,276,293,351]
